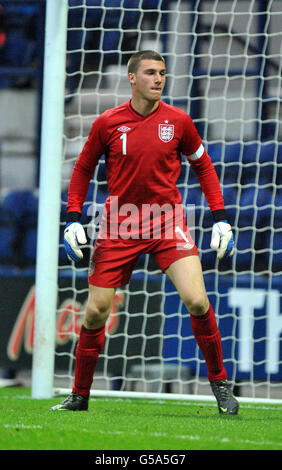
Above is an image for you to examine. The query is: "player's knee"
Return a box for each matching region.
[84,299,111,328]
[185,295,209,317]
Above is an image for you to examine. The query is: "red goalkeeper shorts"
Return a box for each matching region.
[88,227,198,288]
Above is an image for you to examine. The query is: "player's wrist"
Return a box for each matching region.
[66,211,81,223]
[211,209,227,223]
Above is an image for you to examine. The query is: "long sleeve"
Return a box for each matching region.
[180,113,226,221]
[188,148,226,219]
[67,115,107,216]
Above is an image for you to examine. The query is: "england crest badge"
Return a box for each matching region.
[158,123,174,143]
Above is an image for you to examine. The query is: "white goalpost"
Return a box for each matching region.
[32,0,282,404]
[31,0,68,399]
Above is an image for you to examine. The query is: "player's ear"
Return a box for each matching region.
[128,72,136,86]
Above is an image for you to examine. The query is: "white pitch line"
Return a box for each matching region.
[89,428,282,448]
[2,422,281,448]
[4,424,43,430]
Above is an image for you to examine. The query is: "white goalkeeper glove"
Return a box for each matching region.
[64,222,87,262]
[210,220,235,260]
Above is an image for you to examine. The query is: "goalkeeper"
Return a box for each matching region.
[51,50,238,415]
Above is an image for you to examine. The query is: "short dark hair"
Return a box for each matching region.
[127,50,165,74]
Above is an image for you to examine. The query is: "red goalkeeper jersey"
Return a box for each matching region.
[67,100,224,236]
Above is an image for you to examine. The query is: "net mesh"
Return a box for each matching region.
[54,0,282,400]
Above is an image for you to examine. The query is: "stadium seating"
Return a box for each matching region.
[66,0,141,97]
[0,206,16,264]
[0,189,38,267]
[0,3,39,88]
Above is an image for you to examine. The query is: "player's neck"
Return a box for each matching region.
[130,97,160,116]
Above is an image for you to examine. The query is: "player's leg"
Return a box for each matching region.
[83,284,116,329]
[71,285,116,397]
[165,255,238,414]
[165,255,226,384]
[51,237,139,411]
[51,285,115,411]
[165,254,209,316]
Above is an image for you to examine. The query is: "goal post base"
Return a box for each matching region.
[53,388,282,406]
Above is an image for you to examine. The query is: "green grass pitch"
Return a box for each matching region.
[0,387,281,451]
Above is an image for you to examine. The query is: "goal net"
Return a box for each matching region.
[53,0,282,402]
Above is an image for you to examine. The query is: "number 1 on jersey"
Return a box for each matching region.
[120,133,127,155]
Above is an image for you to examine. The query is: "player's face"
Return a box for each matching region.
[129,59,166,103]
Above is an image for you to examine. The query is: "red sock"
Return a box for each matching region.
[72,325,105,399]
[190,304,227,383]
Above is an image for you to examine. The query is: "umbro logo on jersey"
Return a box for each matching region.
[159,123,174,143]
[117,126,131,132]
